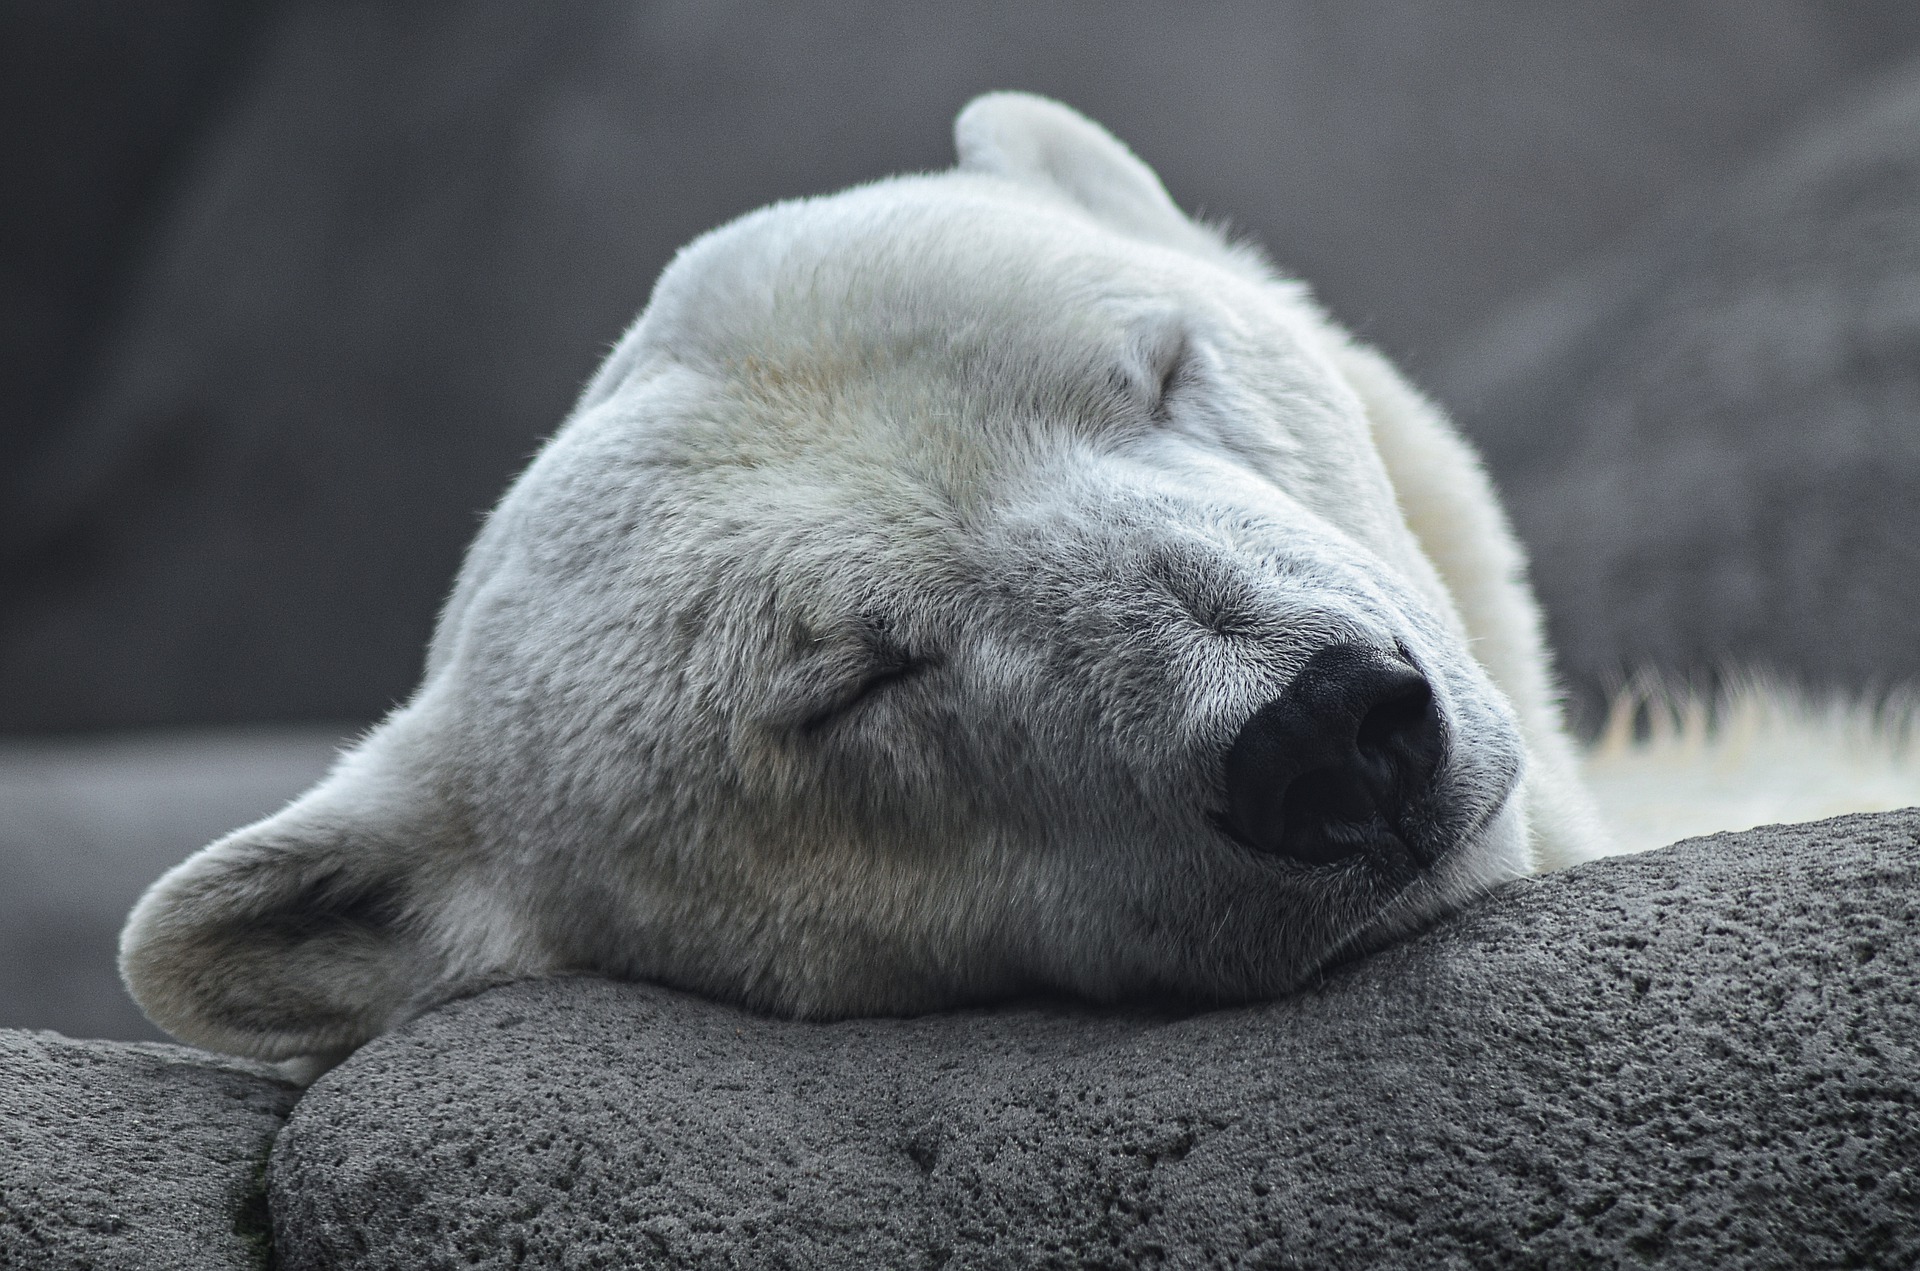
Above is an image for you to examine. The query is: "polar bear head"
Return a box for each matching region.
[122,94,1603,1062]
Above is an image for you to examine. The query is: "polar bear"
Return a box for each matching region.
[120,93,1613,1066]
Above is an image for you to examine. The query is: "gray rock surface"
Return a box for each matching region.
[8,1,1916,733]
[1438,57,1920,725]
[0,1031,298,1271]
[272,810,1919,1269]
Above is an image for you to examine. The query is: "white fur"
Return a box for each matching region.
[121,93,1894,1068]
[1583,680,1920,854]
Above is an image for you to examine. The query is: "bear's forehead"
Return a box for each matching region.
[555,174,1371,541]
[609,176,1347,466]
[638,175,1272,382]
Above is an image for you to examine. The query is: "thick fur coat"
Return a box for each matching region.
[123,94,1618,1065]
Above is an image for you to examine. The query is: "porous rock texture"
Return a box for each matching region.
[1439,55,1920,724]
[0,1031,298,1270]
[272,810,1919,1269]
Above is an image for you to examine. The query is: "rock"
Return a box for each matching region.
[270,810,1919,1268]
[1438,57,1920,724]
[0,1032,298,1271]
[5,0,1906,733]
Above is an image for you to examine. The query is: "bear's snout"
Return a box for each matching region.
[1217,644,1447,869]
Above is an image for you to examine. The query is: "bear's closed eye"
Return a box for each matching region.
[799,643,935,734]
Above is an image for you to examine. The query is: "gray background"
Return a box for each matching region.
[5,1,1919,1042]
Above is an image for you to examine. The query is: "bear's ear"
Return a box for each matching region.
[954,92,1220,252]
[118,746,446,1062]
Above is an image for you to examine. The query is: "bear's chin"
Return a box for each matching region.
[1307,784,1534,978]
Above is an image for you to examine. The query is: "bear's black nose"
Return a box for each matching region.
[1219,644,1446,868]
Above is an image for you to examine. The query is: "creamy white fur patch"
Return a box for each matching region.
[1583,679,1920,855]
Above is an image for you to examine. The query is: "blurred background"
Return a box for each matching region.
[6,1,1920,1042]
